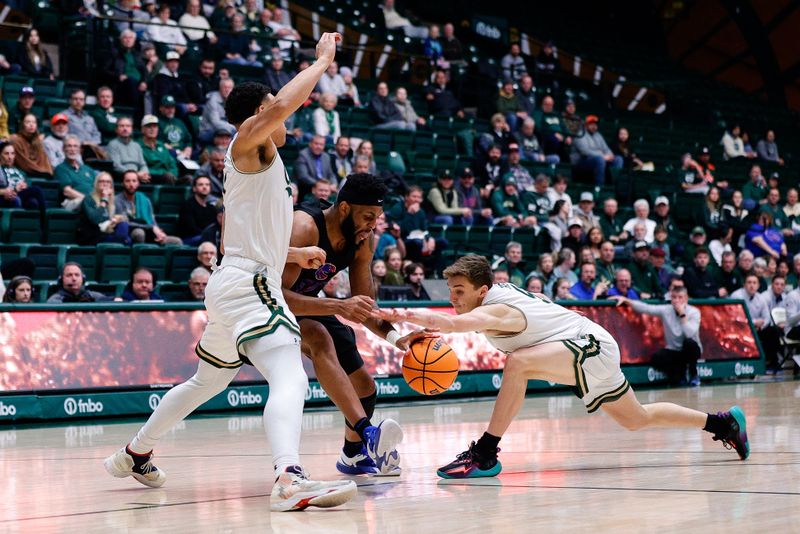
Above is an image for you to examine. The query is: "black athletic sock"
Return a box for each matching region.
[343,439,363,457]
[353,417,372,441]
[703,413,729,436]
[474,432,501,457]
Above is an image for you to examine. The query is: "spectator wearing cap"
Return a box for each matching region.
[490,175,536,228]
[532,95,569,156]
[570,261,607,300]
[44,113,70,167]
[561,218,585,257]
[427,170,471,225]
[649,247,674,292]
[515,118,559,164]
[650,195,681,246]
[496,80,527,132]
[721,124,756,161]
[683,247,722,298]
[756,129,784,166]
[501,43,527,82]
[145,4,187,55]
[741,163,768,211]
[54,135,97,211]
[761,188,793,237]
[696,146,727,191]
[746,210,787,260]
[11,113,53,178]
[199,78,236,144]
[600,197,629,246]
[107,116,150,182]
[426,69,464,119]
[89,86,124,145]
[629,241,662,299]
[115,169,181,244]
[9,87,36,135]
[607,268,639,299]
[456,167,493,225]
[570,114,622,186]
[561,99,583,138]
[138,114,178,184]
[505,144,534,190]
[573,191,599,234]
[153,51,198,117]
[623,198,657,243]
[681,226,708,266]
[157,95,193,160]
[63,89,103,150]
[369,82,414,131]
[678,151,711,194]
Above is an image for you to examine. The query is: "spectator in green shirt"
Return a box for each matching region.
[138,114,178,184]
[628,241,663,299]
[599,197,630,246]
[741,164,767,211]
[88,86,123,144]
[54,134,97,211]
[532,95,570,156]
[157,95,193,159]
[490,176,536,228]
[761,188,793,237]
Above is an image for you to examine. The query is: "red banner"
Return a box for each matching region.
[0,302,758,392]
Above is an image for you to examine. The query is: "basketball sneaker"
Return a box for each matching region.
[362,419,403,475]
[436,441,502,479]
[336,445,402,476]
[270,465,357,512]
[103,446,167,488]
[712,405,750,460]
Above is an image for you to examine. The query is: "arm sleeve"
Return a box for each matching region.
[756,140,769,160]
[427,188,462,216]
[490,191,510,217]
[108,143,126,174]
[630,300,664,316]
[682,308,701,339]
[293,155,317,186]
[312,109,327,136]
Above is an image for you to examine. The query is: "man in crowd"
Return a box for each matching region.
[107,117,150,182]
[607,268,638,299]
[426,70,464,118]
[196,241,218,272]
[54,135,97,211]
[628,241,662,299]
[600,197,629,246]
[178,175,218,246]
[114,170,181,245]
[570,262,608,300]
[47,263,113,303]
[185,267,210,301]
[369,82,414,130]
[570,115,622,186]
[683,248,721,298]
[63,89,102,147]
[199,78,236,144]
[294,135,335,196]
[329,136,352,182]
[595,241,619,282]
[44,113,70,167]
[138,115,178,184]
[157,96,194,160]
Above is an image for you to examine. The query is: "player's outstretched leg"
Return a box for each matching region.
[104,360,240,487]
[601,389,750,460]
[244,337,357,511]
[301,321,402,476]
[438,341,576,479]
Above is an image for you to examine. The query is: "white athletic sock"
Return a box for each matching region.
[243,336,307,475]
[129,361,239,454]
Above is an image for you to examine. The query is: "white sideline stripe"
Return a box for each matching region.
[311,12,320,40]
[352,34,369,78]
[627,87,648,111]
[375,44,392,77]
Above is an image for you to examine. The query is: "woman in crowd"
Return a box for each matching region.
[525,275,544,293]
[3,275,34,303]
[586,226,604,259]
[702,186,724,238]
[17,28,54,79]
[0,141,46,215]
[371,259,386,295]
[77,172,132,246]
[745,210,786,260]
[312,93,342,145]
[383,246,405,286]
[722,189,750,247]
[553,277,576,301]
[530,252,556,297]
[12,113,53,177]
[355,139,377,174]
[0,88,9,141]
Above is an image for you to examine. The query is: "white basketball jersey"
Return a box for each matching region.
[221,135,294,272]
[481,283,590,353]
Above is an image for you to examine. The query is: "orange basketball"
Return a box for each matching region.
[402,337,459,395]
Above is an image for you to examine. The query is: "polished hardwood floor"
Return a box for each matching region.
[1,380,798,533]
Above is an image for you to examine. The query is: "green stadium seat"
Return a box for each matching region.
[414,131,436,154]
[392,130,415,154]
[168,246,199,283]
[513,227,538,256]
[85,282,126,298]
[44,209,79,244]
[428,224,447,240]
[490,227,514,256]
[27,245,67,281]
[386,151,406,175]
[132,244,169,281]
[6,210,42,243]
[33,79,64,99]
[436,135,458,158]
[34,282,52,302]
[96,243,132,282]
[468,226,491,253]
[44,98,69,118]
[156,282,191,302]
[65,246,98,281]
[157,186,189,215]
[157,214,179,236]
[3,76,33,100]
[28,179,60,206]
[0,244,29,264]
[443,225,469,250]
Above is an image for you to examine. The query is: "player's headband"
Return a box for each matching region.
[336,181,384,207]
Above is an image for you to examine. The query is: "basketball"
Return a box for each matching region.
[403,338,459,395]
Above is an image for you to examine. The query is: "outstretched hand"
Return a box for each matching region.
[292,246,327,269]
[395,328,440,351]
[372,308,408,322]
[316,32,341,64]
[608,295,629,307]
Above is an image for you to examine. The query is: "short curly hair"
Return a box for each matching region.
[336,173,388,206]
[225,81,271,127]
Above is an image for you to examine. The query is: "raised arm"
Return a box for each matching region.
[233,32,340,157]
[373,303,525,335]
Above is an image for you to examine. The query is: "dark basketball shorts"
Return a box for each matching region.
[296,315,365,375]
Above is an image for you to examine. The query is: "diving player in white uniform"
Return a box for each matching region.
[105,33,361,512]
[374,255,750,478]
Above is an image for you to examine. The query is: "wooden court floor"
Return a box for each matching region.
[1,381,798,533]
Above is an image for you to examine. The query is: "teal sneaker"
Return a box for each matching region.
[436,441,502,479]
[713,405,750,460]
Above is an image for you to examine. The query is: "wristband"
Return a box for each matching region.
[386,330,401,348]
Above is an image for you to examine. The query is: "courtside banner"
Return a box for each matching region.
[0,300,759,393]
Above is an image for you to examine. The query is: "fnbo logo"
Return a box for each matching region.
[148,394,162,411]
[0,401,17,417]
[491,374,502,389]
[64,397,104,415]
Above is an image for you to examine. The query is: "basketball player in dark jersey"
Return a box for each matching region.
[282,173,427,475]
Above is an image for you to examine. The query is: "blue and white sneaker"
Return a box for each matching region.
[362,419,403,475]
[336,445,401,476]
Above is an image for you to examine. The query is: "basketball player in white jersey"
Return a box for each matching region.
[105,33,361,511]
[374,255,749,478]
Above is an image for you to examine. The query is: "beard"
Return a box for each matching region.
[340,212,360,248]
